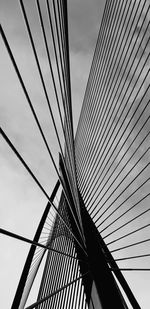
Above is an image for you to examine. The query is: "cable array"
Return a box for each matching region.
[33,195,89,309]
[75,0,150,299]
[1,0,150,308]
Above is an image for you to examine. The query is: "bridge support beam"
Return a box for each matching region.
[60,154,127,308]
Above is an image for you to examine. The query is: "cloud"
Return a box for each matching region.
[68,0,105,53]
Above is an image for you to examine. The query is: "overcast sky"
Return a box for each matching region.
[0,0,105,308]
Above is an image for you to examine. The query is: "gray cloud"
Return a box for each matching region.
[68,0,105,53]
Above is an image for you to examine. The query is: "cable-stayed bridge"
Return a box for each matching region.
[0,0,150,308]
